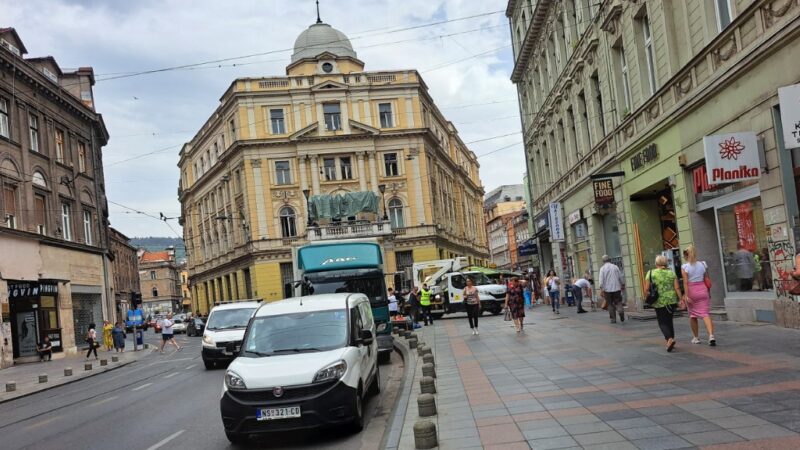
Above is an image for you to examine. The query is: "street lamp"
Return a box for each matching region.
[377,184,388,222]
[302,189,312,226]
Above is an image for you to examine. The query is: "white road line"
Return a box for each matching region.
[185,364,196,370]
[23,415,61,430]
[89,395,118,407]
[131,382,153,391]
[144,429,185,450]
[163,372,178,379]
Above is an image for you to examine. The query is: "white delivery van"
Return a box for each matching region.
[201,301,260,369]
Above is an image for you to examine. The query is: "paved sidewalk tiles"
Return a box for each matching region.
[397,304,800,449]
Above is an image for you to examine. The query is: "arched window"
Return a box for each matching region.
[279,206,297,237]
[388,198,404,229]
[32,171,47,188]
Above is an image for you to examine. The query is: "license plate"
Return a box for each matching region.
[256,406,301,421]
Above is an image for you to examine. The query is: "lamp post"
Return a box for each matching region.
[302,189,312,227]
[378,184,388,222]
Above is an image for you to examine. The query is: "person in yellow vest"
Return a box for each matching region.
[419,284,434,326]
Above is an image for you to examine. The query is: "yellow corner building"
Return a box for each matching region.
[178,19,490,313]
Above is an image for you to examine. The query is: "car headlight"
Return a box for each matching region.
[225,370,246,390]
[202,334,214,346]
[376,323,388,332]
[313,360,347,383]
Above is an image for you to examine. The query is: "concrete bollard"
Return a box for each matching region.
[408,338,418,349]
[403,331,412,339]
[416,341,425,349]
[420,376,437,394]
[422,353,435,366]
[100,359,108,366]
[64,367,73,376]
[419,346,432,356]
[84,363,92,371]
[111,356,119,363]
[5,381,16,392]
[418,393,437,417]
[393,326,400,335]
[408,332,417,340]
[144,343,150,349]
[38,374,48,384]
[413,420,438,449]
[421,362,437,378]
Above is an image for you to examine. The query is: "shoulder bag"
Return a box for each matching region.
[645,270,659,306]
[702,262,712,290]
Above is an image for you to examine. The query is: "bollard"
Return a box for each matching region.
[144,343,150,349]
[419,346,432,356]
[422,353,435,366]
[421,362,436,378]
[408,338,418,349]
[416,341,425,349]
[84,363,92,371]
[38,374,48,384]
[64,367,73,376]
[420,376,437,394]
[100,359,108,366]
[413,420,438,449]
[111,356,119,363]
[403,331,412,339]
[5,381,15,392]
[418,393,437,417]
[408,332,417,340]
[393,326,400,335]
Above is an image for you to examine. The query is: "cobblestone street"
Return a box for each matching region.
[405,306,800,450]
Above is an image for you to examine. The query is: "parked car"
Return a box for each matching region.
[187,318,205,337]
[220,293,379,444]
[202,301,261,370]
[172,318,187,334]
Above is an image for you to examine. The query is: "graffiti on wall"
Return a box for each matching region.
[768,239,795,300]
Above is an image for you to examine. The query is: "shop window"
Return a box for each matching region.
[573,220,588,241]
[717,198,768,293]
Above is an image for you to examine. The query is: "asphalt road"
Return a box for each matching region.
[0,331,402,450]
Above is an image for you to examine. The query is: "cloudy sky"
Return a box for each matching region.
[4,0,524,238]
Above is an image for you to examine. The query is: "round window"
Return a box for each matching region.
[322,62,333,73]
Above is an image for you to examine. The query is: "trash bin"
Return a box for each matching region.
[564,283,575,306]
[135,329,144,350]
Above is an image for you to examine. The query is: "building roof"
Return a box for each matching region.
[484,184,525,207]
[291,22,357,63]
[139,251,171,262]
[0,27,28,54]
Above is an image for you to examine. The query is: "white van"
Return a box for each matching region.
[201,301,261,369]
[219,293,379,444]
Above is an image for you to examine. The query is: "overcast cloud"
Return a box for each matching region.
[4,0,524,238]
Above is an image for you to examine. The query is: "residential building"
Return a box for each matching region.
[484,185,527,270]
[179,264,192,313]
[0,28,111,366]
[508,0,800,323]
[108,227,140,318]
[138,247,182,315]
[178,18,489,313]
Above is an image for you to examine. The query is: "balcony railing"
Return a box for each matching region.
[307,221,393,241]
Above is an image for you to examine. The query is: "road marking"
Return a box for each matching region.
[163,372,178,379]
[23,415,61,430]
[185,364,196,370]
[153,357,193,364]
[89,395,118,407]
[145,429,185,450]
[132,382,153,391]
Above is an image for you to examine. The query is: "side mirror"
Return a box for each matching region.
[359,329,374,345]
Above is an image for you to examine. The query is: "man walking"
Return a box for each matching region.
[599,255,625,323]
[158,313,182,353]
[572,276,593,313]
[407,286,421,326]
[419,283,433,326]
[733,243,756,291]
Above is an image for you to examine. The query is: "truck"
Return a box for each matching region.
[412,258,507,318]
[293,239,393,363]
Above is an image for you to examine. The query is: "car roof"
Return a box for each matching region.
[209,301,262,313]
[254,293,367,317]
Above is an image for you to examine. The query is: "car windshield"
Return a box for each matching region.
[243,309,348,356]
[304,271,386,307]
[206,308,256,330]
[173,319,182,324]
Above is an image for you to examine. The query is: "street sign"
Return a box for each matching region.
[126,309,144,327]
[778,83,800,150]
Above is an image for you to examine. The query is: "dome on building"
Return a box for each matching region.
[291,23,357,63]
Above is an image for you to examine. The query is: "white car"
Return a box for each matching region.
[171,318,187,334]
[202,301,261,369]
[220,293,380,444]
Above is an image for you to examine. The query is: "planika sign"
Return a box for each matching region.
[702,132,760,184]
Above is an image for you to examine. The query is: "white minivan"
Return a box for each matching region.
[201,301,261,369]
[220,293,379,444]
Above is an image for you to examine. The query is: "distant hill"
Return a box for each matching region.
[130,237,186,261]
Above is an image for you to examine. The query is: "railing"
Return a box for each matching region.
[366,74,396,83]
[258,79,289,89]
[307,221,393,241]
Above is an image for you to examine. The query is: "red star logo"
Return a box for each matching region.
[719,137,744,160]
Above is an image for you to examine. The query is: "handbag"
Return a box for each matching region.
[702,262,712,290]
[645,270,659,306]
[503,308,512,321]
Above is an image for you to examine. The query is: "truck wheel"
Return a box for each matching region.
[350,387,364,432]
[203,359,215,370]
[378,351,391,365]
[368,364,381,396]
[225,431,246,444]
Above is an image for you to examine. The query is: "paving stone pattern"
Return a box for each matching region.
[399,305,800,449]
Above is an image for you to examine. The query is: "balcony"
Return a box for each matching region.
[307,221,392,241]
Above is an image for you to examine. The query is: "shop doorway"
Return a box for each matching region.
[8,280,61,359]
[631,182,680,277]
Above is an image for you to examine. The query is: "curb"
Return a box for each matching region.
[0,359,136,405]
[381,336,417,450]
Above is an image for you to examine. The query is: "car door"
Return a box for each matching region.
[358,301,377,370]
[449,274,466,306]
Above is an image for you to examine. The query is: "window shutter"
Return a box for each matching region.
[34,196,45,225]
[3,187,15,215]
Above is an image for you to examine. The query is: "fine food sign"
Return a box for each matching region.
[703,132,760,184]
[593,179,614,205]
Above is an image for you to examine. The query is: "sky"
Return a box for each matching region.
[4,0,524,238]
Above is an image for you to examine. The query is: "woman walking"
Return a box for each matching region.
[85,323,99,360]
[505,277,526,333]
[644,255,682,352]
[545,270,561,314]
[102,320,114,351]
[464,277,481,335]
[112,321,127,352]
[681,245,716,346]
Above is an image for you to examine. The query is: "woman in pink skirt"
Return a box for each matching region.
[681,245,716,346]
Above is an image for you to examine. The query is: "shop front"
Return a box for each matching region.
[7,280,63,360]
[533,210,553,272]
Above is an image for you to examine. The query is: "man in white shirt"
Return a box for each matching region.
[387,288,398,317]
[599,255,625,324]
[572,277,593,314]
[158,313,182,353]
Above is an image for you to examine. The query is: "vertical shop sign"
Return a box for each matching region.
[549,202,565,242]
[778,83,800,150]
[734,201,757,252]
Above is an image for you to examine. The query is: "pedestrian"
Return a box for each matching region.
[102,319,114,351]
[681,245,716,346]
[733,243,756,291]
[158,313,183,353]
[464,277,481,335]
[85,323,99,360]
[407,286,421,326]
[505,277,526,333]
[522,279,533,309]
[572,277,592,313]
[112,320,126,352]
[36,336,53,361]
[387,287,398,318]
[545,270,561,314]
[419,284,433,326]
[599,255,625,324]
[644,255,682,352]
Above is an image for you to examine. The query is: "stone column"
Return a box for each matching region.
[309,156,321,195]
[368,152,379,193]
[412,154,426,224]
[357,153,368,191]
[298,156,308,191]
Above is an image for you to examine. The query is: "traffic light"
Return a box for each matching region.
[132,292,142,308]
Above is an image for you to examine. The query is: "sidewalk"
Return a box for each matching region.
[0,335,150,403]
[398,305,800,450]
